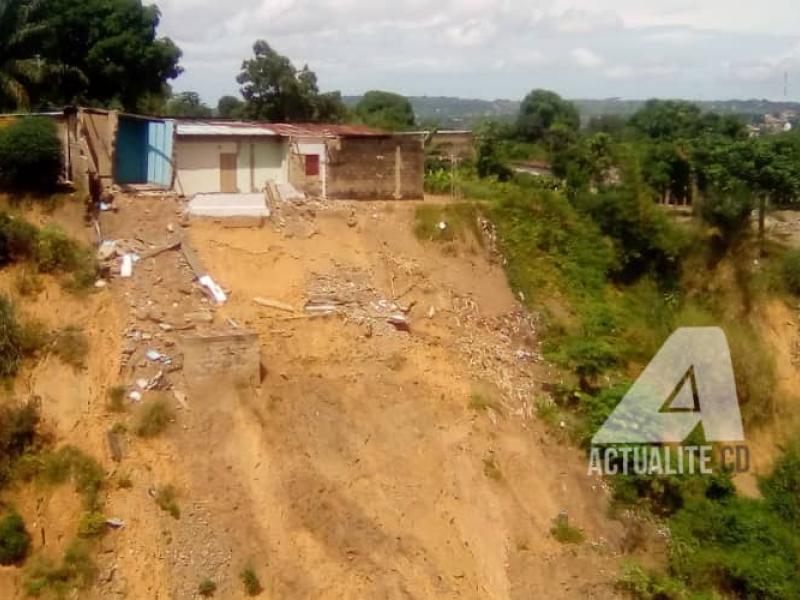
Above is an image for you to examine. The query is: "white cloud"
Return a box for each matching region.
[571,47,605,68]
[155,0,800,102]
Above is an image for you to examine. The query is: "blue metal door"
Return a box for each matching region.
[146,120,174,187]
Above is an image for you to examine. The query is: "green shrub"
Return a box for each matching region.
[76,511,106,538]
[760,445,800,527]
[550,513,584,544]
[35,446,104,510]
[0,118,62,191]
[0,214,38,266]
[155,484,180,519]
[25,539,96,597]
[198,578,217,597]
[35,225,82,273]
[0,511,31,565]
[107,385,127,413]
[781,249,800,295]
[617,562,687,600]
[135,399,174,438]
[669,496,800,599]
[51,326,89,369]
[240,565,263,596]
[424,169,454,194]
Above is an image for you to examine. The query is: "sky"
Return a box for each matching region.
[155,0,800,105]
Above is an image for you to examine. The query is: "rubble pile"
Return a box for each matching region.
[450,292,544,414]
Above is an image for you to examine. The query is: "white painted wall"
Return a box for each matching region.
[175,138,287,197]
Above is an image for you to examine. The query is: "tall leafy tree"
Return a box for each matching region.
[355,90,415,131]
[0,0,79,110]
[36,0,182,111]
[517,89,580,142]
[217,95,244,119]
[165,91,212,117]
[237,40,345,122]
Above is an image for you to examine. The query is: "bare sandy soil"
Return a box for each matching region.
[0,195,630,599]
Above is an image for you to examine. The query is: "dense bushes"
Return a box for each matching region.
[0,214,96,289]
[781,249,800,295]
[0,511,31,565]
[0,118,62,191]
[0,295,45,378]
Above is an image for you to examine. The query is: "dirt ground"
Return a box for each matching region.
[0,195,634,599]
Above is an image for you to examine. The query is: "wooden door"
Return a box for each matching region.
[220,153,238,193]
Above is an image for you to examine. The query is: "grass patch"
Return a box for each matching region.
[107,385,127,413]
[0,295,50,378]
[482,454,503,481]
[240,565,263,596]
[29,446,105,511]
[135,399,174,438]
[198,578,217,597]
[115,472,133,490]
[413,202,483,245]
[550,513,585,544]
[155,484,180,519]
[468,392,500,413]
[15,268,44,297]
[51,326,89,369]
[24,539,96,598]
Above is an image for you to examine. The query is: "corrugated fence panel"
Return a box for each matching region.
[147,120,174,187]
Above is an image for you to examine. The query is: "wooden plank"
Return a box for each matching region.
[181,243,206,279]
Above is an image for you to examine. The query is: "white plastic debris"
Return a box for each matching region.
[128,391,142,402]
[120,254,134,278]
[198,275,227,304]
[105,518,125,529]
[438,221,448,231]
[146,349,163,361]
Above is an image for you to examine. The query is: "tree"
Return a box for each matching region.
[355,90,415,131]
[165,91,212,118]
[0,0,79,111]
[217,95,244,119]
[237,40,346,122]
[474,121,511,180]
[517,89,580,142]
[36,0,182,111]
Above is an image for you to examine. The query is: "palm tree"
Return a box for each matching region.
[0,0,53,110]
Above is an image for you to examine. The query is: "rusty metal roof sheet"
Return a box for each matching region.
[175,119,386,138]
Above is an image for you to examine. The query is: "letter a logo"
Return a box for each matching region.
[592,327,744,444]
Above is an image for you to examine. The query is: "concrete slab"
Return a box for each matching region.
[188,193,270,218]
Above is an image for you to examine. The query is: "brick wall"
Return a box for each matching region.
[325,135,424,200]
[287,151,322,197]
[181,331,261,387]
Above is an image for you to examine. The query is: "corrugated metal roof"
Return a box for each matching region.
[175,120,386,138]
[176,121,278,137]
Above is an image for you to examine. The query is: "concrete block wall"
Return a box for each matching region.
[326,136,424,200]
[181,331,261,387]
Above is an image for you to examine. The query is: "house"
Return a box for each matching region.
[173,120,425,200]
[3,108,425,202]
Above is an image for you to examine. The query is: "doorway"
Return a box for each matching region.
[220,153,238,193]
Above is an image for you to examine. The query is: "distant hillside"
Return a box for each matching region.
[344,95,800,128]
